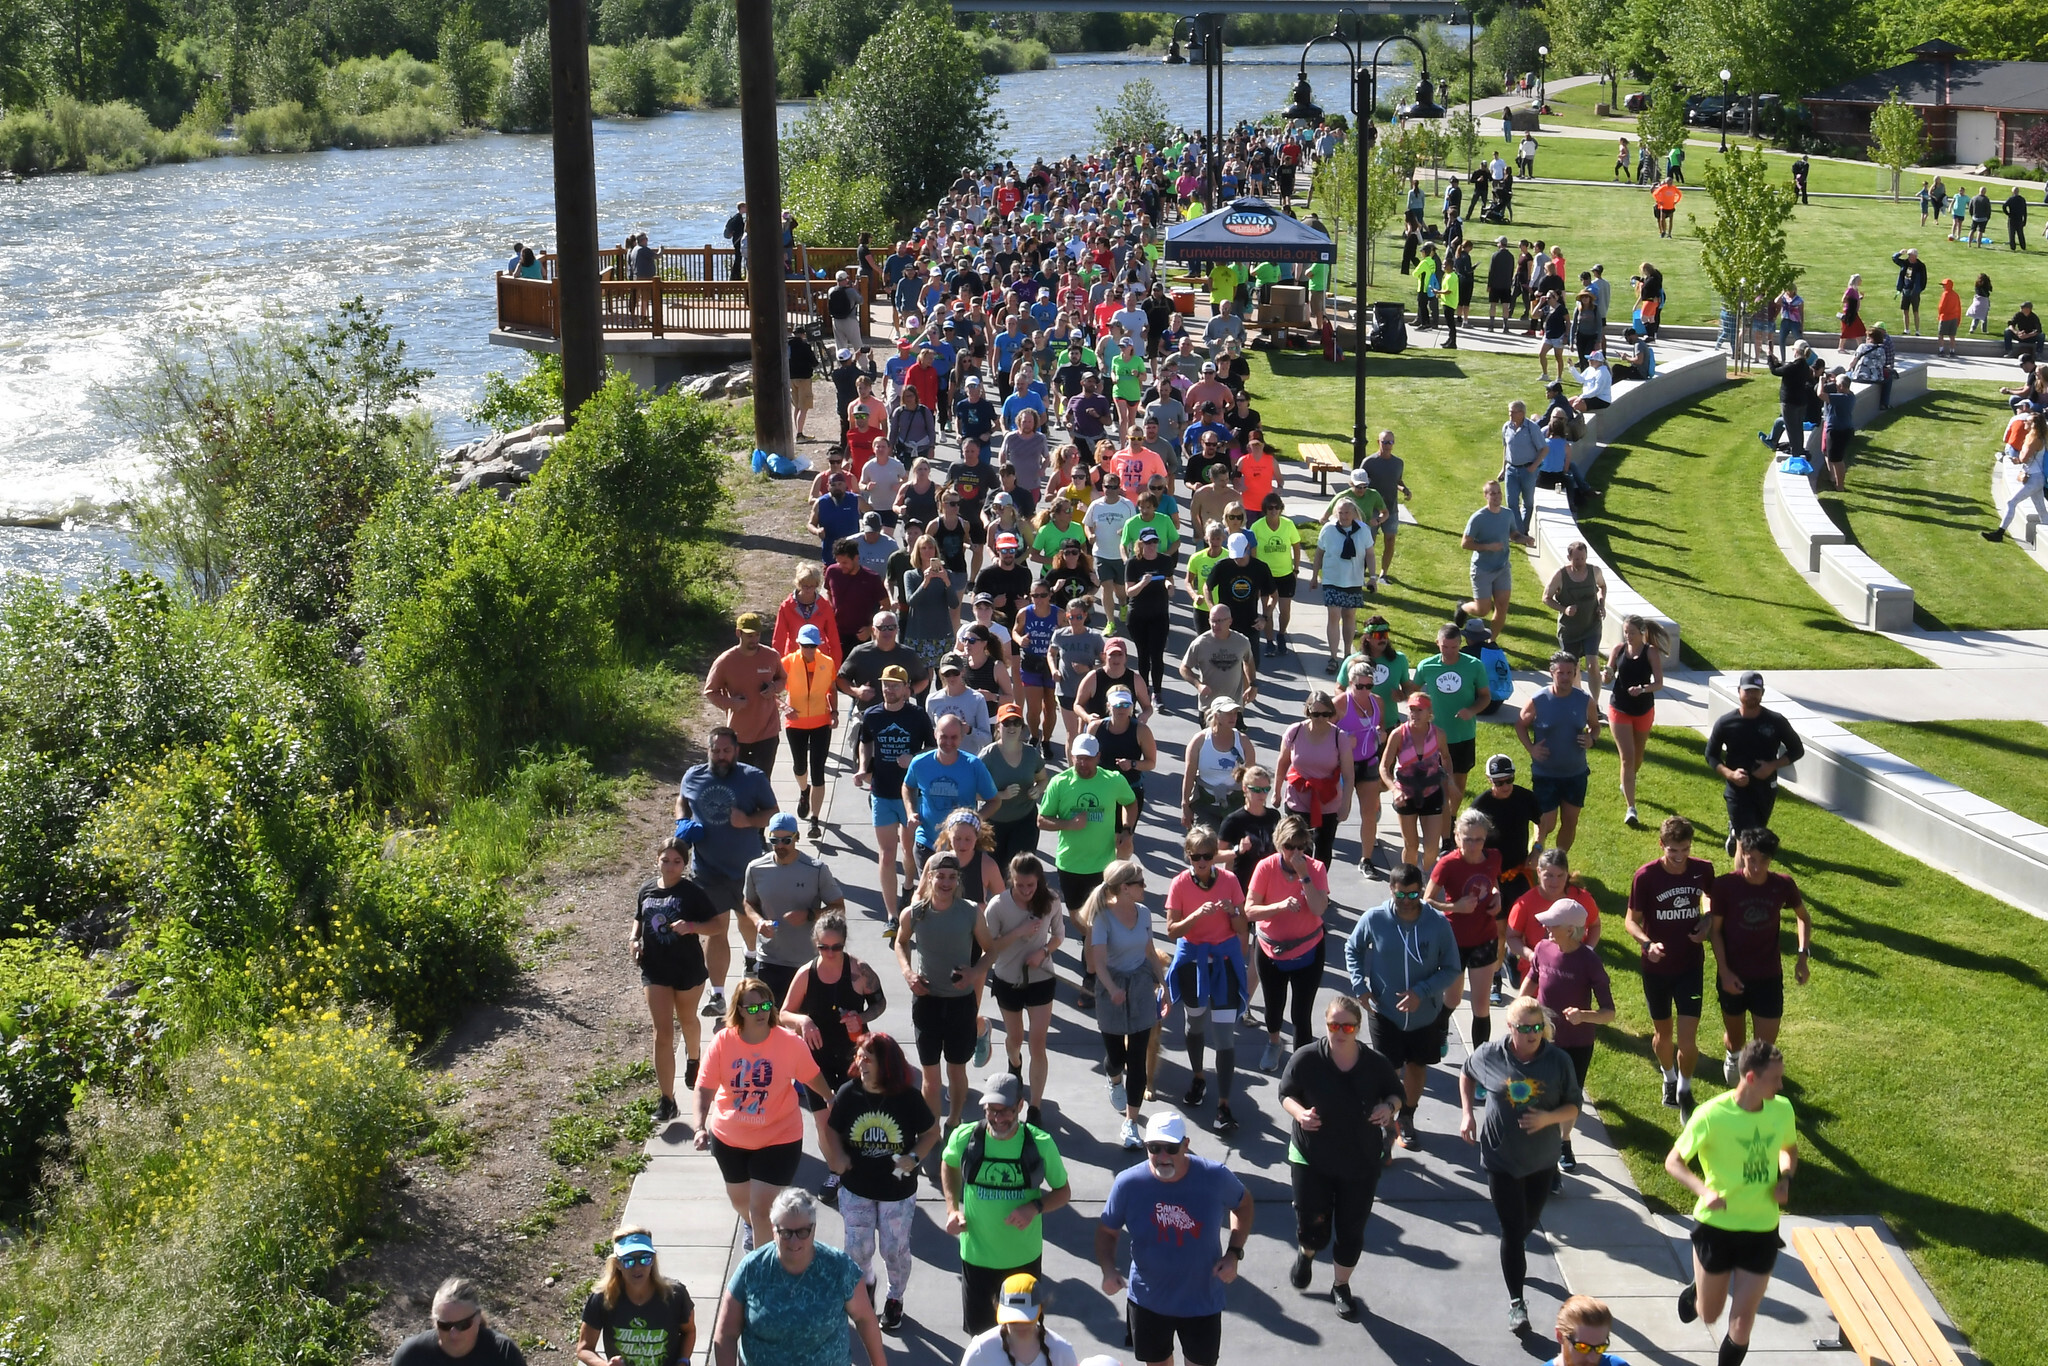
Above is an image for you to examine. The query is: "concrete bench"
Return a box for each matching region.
[1793,1225,1965,1366]
[1847,359,1929,427]
[1530,485,1683,662]
[1562,349,1729,473]
[1818,543,1916,631]
[1764,458,1849,571]
[1990,452,2048,574]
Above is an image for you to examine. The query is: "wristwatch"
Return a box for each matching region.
[1226,1244,1245,1262]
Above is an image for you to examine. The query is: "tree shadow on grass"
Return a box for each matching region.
[1887,719,2048,765]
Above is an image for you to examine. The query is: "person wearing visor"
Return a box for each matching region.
[578,1226,695,1366]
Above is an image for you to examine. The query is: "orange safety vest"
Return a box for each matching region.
[781,649,836,729]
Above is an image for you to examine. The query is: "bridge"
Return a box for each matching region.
[492,244,872,389]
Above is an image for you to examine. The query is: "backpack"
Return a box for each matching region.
[1480,644,1513,711]
[1850,345,1885,384]
[960,1121,1047,1190]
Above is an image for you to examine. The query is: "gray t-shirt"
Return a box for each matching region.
[980,741,1046,825]
[1052,627,1106,696]
[855,533,898,578]
[743,853,845,967]
[928,686,992,750]
[983,891,1058,984]
[906,896,980,997]
[1089,903,1155,976]
[1182,631,1252,701]
[1000,430,1050,490]
[1527,685,1592,780]
[1145,396,1188,447]
[1465,506,1515,573]
[903,568,960,644]
[1462,1038,1584,1177]
[1361,454,1405,516]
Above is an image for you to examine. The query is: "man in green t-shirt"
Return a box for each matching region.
[1250,496,1304,656]
[1030,505,1088,570]
[1338,614,1411,712]
[1414,620,1492,820]
[1036,734,1137,913]
[942,1072,1072,1334]
[1323,466,1389,535]
[1665,1039,1797,1363]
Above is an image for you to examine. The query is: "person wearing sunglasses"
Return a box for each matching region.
[635,838,718,1128]
[1011,587,1063,751]
[1164,825,1251,1133]
[1246,814,1333,1073]
[393,1277,524,1366]
[713,1188,886,1366]
[1276,689,1353,868]
[742,813,848,1008]
[1460,994,1584,1335]
[1344,861,1459,1155]
[1082,858,1167,1149]
[781,913,887,1208]
[1380,692,1450,870]
[1095,1111,1254,1366]
[1427,809,1507,1054]
[820,1032,939,1333]
[577,1227,694,1366]
[1548,1296,1631,1366]
[694,978,831,1252]
[1277,995,1405,1319]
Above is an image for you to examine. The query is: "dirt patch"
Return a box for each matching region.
[354,429,830,1358]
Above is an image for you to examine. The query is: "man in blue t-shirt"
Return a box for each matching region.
[1460,477,1517,640]
[676,727,779,1016]
[1095,1111,1253,1366]
[903,714,1000,860]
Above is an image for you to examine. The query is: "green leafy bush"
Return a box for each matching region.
[235,100,322,153]
[783,159,893,248]
[0,1015,422,1366]
[593,38,673,117]
[496,27,552,131]
[471,351,565,431]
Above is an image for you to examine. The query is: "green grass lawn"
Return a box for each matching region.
[1816,384,2048,631]
[1556,729,2048,1366]
[1843,719,2048,827]
[1575,372,1928,669]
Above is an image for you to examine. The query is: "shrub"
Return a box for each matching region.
[235,100,323,153]
[496,27,552,130]
[593,38,670,117]
[782,159,893,251]
[0,1015,423,1366]
[520,374,734,640]
[471,351,565,431]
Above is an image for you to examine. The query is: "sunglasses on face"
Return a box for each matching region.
[1308,709,1335,719]
[436,1315,479,1334]
[1144,1142,1181,1156]
[818,941,846,954]
[774,1225,816,1241]
[1566,1339,1612,1356]
[1246,783,1271,794]
[1394,889,1422,900]
[769,835,796,846]
[1283,842,1312,854]
[1513,1022,1546,1035]
[1327,1020,1360,1035]
[742,1000,776,1016]
[617,1252,655,1268]
[1189,850,1217,862]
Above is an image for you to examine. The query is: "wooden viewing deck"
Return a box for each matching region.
[492,244,873,387]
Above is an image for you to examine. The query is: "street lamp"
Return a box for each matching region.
[1719,67,1733,152]
[1290,27,1445,462]
[1537,45,1548,110]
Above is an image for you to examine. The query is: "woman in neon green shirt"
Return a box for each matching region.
[1110,337,1147,429]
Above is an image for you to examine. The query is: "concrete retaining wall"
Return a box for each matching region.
[1991,453,2048,575]
[1532,488,1682,662]
[1563,349,1729,473]
[1704,678,2048,920]
[1763,437,1920,633]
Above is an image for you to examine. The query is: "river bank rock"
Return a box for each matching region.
[680,360,755,402]
[439,417,564,496]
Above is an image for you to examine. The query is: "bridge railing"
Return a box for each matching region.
[497,247,869,340]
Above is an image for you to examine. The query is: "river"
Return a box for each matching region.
[0,48,1370,583]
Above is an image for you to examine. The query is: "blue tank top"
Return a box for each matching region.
[1529,686,1591,779]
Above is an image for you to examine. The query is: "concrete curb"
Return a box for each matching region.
[1703,676,2048,920]
[1990,452,2048,573]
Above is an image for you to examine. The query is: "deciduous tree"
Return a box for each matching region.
[1869,88,1928,196]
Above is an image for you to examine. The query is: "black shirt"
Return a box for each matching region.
[636,876,715,980]
[1471,786,1542,872]
[950,458,992,523]
[582,1287,695,1366]
[392,1329,527,1366]
[857,701,936,800]
[1125,553,1173,617]
[1218,805,1280,888]
[975,563,1033,620]
[1704,706,1805,788]
[1206,557,1274,624]
[828,1081,937,1202]
[1277,1038,1405,1177]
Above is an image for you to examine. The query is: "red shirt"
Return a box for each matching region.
[905,361,939,411]
[1239,450,1278,513]
[1628,856,1713,975]
[1709,871,1802,982]
[1166,869,1245,946]
[1508,884,1600,953]
[1430,849,1504,949]
[825,563,886,648]
[1247,852,1329,962]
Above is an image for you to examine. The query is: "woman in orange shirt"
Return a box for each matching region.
[1934,277,1963,358]
[694,977,831,1250]
[780,624,838,837]
[1651,178,1681,238]
[1238,440,1279,515]
[773,564,843,670]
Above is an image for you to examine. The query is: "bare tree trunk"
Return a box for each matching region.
[549,0,602,428]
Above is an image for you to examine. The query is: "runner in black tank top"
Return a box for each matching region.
[1091,716,1148,806]
[901,482,940,527]
[1611,642,1655,716]
[1079,662,1143,720]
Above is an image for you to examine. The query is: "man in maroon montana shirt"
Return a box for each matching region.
[1707,827,1810,1087]
[826,539,886,651]
[1627,814,1715,1118]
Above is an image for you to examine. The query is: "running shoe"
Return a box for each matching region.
[1381,1123,1398,1165]
[700,989,728,1018]
[740,1222,755,1253]
[1290,1251,1314,1290]
[820,1172,841,1208]
[1624,804,1640,826]
[1558,1142,1578,1173]
[880,1299,905,1332]
[684,1057,699,1092]
[1183,1075,1208,1108]
[1260,1039,1283,1071]
[1008,1058,1023,1080]
[655,1094,678,1125]
[1324,655,1339,675]
[1212,1104,1238,1134]
[973,1022,992,1069]
[1551,1168,1565,1195]
[808,819,824,840]
[1507,1298,1530,1333]
[1677,1283,1699,1324]
[1109,1079,1127,1113]
[797,790,810,820]
[1678,1088,1697,1122]
[1024,1103,1043,1129]
[1662,1074,1679,1109]
[1333,1283,1362,1321]
[1724,1050,1740,1085]
[1399,1120,1422,1151]
[1119,1117,1143,1149]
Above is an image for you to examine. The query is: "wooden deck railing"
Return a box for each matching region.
[498,246,870,341]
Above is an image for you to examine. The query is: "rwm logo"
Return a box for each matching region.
[1222,212,1275,236]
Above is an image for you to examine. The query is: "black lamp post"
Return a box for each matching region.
[1719,67,1732,152]
[1290,29,1444,463]
[1536,45,1548,111]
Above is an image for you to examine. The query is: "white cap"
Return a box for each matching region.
[1349,467,1371,485]
[1227,532,1252,556]
[1536,898,1589,929]
[1071,734,1101,757]
[1142,1111,1189,1145]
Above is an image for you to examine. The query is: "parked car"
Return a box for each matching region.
[1684,95,1727,126]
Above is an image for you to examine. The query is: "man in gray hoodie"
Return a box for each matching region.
[1344,861,1461,1154]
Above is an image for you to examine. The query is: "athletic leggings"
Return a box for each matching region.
[1487,1168,1555,1299]
[1102,1026,1154,1103]
[1127,611,1170,695]
[1257,939,1325,1042]
[1309,811,1339,866]
[1292,1163,1383,1268]
[840,1190,917,1301]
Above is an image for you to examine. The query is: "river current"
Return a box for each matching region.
[0,49,1367,581]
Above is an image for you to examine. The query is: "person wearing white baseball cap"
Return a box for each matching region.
[781,623,837,839]
[959,1273,1081,1366]
[1205,532,1273,661]
[1037,731,1136,1006]
[1517,896,1615,1190]
[1096,1111,1254,1366]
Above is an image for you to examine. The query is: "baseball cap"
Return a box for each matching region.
[767,812,800,836]
[1485,753,1516,779]
[880,665,910,682]
[995,702,1024,721]
[863,511,883,529]
[1070,328,1086,339]
[1071,733,1101,757]
[991,493,1015,508]
[735,611,765,633]
[796,624,824,646]
[896,338,912,350]
[965,374,983,387]
[996,1274,1045,1324]
[1208,696,1240,714]
[938,654,965,675]
[928,851,962,872]
[1349,467,1371,485]
[974,591,995,605]
[995,532,1021,550]
[1737,670,1766,691]
[1142,1111,1188,1145]
[980,1071,1023,1107]
[1201,361,1218,372]
[1227,532,1252,556]
[837,346,854,361]
[1137,528,1161,544]
[1536,898,1589,928]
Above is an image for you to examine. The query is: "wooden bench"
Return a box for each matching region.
[1298,441,1347,496]
[1792,1225,1965,1366]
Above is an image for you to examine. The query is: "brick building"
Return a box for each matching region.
[1805,40,2048,165]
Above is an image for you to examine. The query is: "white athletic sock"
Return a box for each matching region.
[1662,1067,1679,1082]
